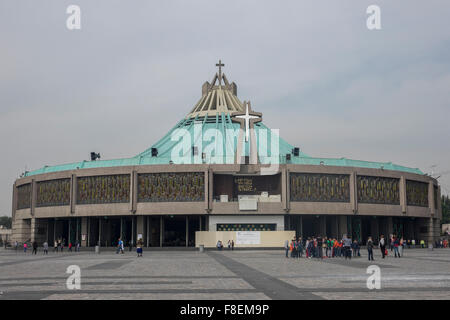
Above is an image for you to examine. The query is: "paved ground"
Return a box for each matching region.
[0,247,449,300]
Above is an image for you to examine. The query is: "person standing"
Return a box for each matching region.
[227,240,231,250]
[367,237,374,261]
[32,241,38,255]
[284,239,289,258]
[297,237,303,258]
[399,237,404,257]
[43,241,49,255]
[23,242,27,253]
[136,238,143,257]
[342,235,352,260]
[393,237,401,258]
[68,242,72,252]
[380,235,386,259]
[231,240,234,251]
[54,240,58,253]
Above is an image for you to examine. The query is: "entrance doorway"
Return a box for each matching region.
[163,216,186,246]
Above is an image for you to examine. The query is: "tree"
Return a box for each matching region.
[442,195,450,224]
[0,216,12,229]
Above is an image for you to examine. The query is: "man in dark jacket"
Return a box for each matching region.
[367,237,374,261]
[32,241,38,255]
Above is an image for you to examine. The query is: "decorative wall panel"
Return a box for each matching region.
[406,180,428,207]
[36,179,71,207]
[217,224,276,231]
[290,173,350,202]
[138,172,205,202]
[357,176,400,205]
[17,184,31,210]
[77,175,130,205]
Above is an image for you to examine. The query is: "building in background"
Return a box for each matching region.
[10,62,441,248]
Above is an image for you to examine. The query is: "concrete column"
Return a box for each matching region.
[31,179,36,217]
[136,215,144,241]
[427,218,434,246]
[437,186,442,220]
[70,174,77,214]
[429,182,435,216]
[160,216,163,247]
[131,171,137,213]
[186,216,189,247]
[81,217,88,247]
[400,176,407,213]
[30,217,36,242]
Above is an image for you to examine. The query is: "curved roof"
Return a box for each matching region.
[23,63,424,177]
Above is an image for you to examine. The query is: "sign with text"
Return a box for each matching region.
[236,231,261,245]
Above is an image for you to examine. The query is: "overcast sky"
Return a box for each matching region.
[1,1,449,216]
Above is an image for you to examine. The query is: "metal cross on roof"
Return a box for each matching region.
[235,103,261,142]
[216,59,224,85]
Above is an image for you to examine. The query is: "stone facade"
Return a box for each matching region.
[11,163,441,246]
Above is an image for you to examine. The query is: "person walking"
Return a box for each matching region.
[43,241,49,255]
[23,242,27,253]
[380,235,386,259]
[68,242,72,252]
[32,241,38,255]
[54,240,58,253]
[117,238,124,254]
[227,240,232,250]
[367,237,374,261]
[231,240,234,251]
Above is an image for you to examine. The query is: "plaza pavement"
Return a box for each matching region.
[0,247,449,300]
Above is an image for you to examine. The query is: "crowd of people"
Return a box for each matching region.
[283,234,449,260]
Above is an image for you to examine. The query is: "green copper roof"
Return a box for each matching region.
[24,113,423,177]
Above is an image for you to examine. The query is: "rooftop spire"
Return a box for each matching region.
[215,59,224,85]
[186,61,242,119]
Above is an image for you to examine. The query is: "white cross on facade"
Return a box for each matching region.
[236,103,261,142]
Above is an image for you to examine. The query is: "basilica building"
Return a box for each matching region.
[11,62,441,248]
